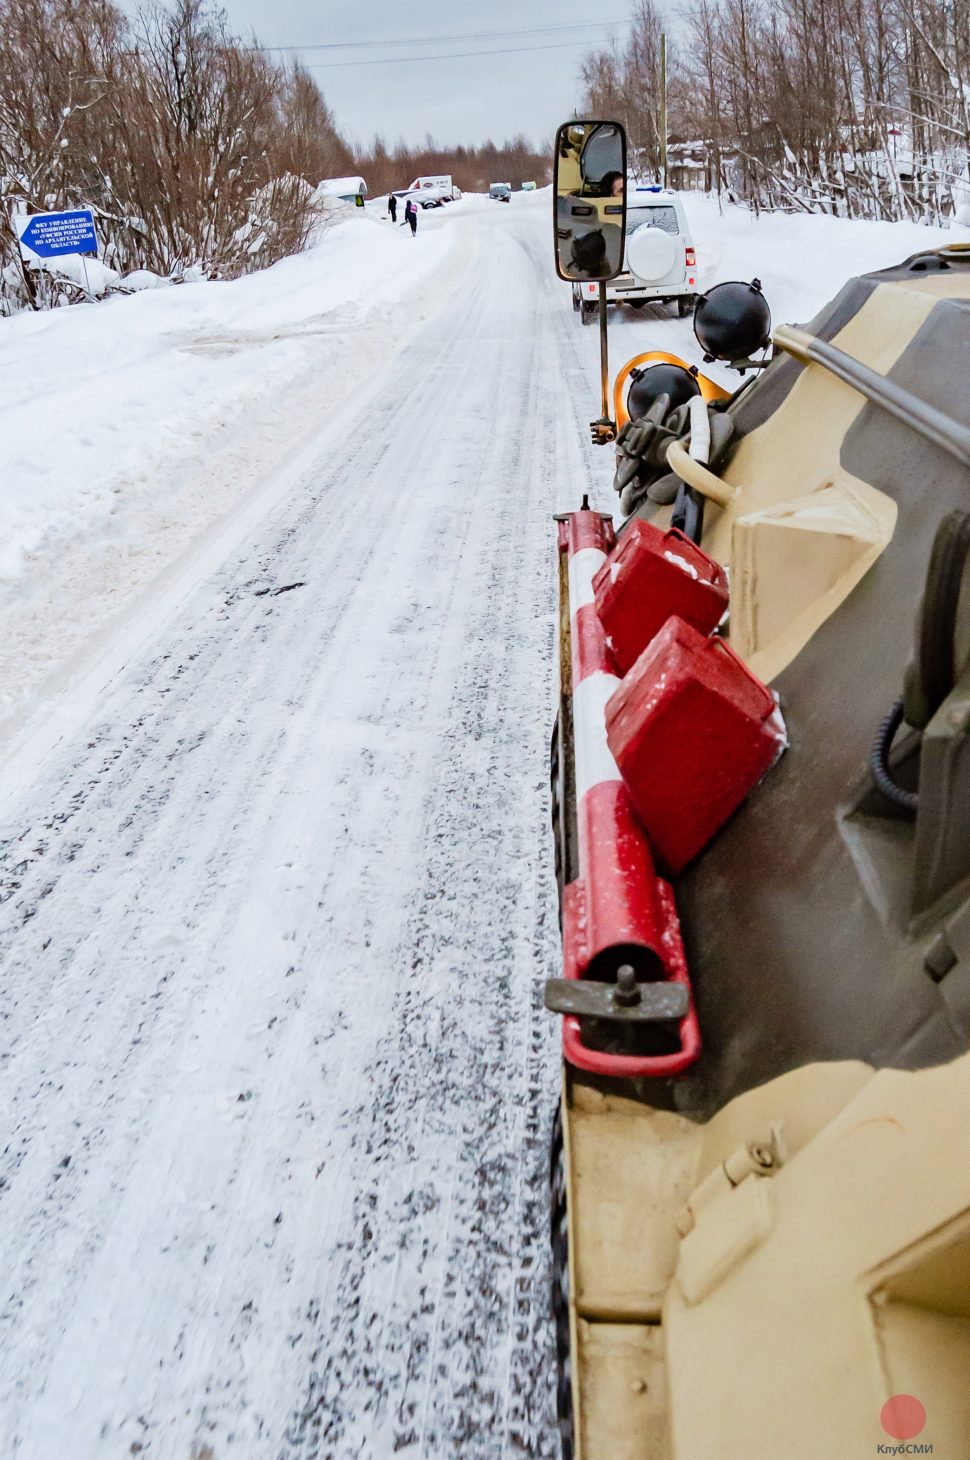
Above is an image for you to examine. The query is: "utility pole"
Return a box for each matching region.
[660,31,668,188]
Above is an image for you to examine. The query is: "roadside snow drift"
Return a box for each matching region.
[597,190,969,393]
[0,213,450,584]
[682,192,968,325]
[0,210,457,720]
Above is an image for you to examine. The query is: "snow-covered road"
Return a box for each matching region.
[0,199,604,1459]
[3,189,965,1458]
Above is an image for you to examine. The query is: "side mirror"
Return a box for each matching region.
[553,120,627,283]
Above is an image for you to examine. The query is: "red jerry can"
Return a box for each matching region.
[605,617,787,874]
[593,520,729,675]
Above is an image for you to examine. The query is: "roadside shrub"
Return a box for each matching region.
[0,0,354,312]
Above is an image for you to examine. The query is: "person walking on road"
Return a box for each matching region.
[388,193,397,223]
[404,198,418,237]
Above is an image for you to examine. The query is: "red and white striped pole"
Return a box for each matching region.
[557,502,700,1078]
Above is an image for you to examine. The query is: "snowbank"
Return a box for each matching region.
[0,212,452,589]
[682,192,969,323]
[599,191,969,394]
[0,210,459,723]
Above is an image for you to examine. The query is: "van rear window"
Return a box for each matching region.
[626,205,679,236]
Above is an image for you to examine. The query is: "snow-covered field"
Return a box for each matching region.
[0,188,967,1459]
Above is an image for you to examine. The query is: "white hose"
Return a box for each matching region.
[665,440,737,508]
[687,392,711,465]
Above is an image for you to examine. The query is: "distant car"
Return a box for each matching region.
[489,182,512,202]
[571,186,698,324]
[520,181,537,191]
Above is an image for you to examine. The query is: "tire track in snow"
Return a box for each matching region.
[281,227,568,1460]
[0,204,590,1458]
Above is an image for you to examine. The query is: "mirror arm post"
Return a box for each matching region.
[591,280,616,445]
[599,280,609,419]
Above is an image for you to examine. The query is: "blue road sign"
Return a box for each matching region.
[18,209,98,258]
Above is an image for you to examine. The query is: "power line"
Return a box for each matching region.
[259,19,626,55]
[302,37,624,70]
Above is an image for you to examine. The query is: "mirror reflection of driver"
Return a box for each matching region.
[572,170,624,199]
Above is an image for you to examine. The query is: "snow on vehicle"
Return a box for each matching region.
[571,185,696,323]
[548,117,970,1460]
[489,182,512,202]
[316,175,368,207]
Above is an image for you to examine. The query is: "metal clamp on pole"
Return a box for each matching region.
[545,965,689,1023]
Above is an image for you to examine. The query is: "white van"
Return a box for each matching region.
[408,174,451,193]
[571,186,697,323]
[398,175,461,207]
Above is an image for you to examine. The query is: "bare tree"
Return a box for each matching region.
[1,0,360,312]
[578,0,969,221]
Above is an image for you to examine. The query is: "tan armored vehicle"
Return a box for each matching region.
[547,118,970,1459]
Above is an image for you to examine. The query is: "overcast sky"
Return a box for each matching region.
[219,0,631,151]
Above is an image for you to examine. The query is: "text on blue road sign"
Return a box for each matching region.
[18,210,99,259]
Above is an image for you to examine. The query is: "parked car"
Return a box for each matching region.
[520,180,537,191]
[316,175,367,207]
[571,185,697,323]
[489,182,512,202]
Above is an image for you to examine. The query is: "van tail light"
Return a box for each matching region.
[685,246,696,267]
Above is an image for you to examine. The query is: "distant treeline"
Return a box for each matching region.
[579,0,970,221]
[357,138,550,195]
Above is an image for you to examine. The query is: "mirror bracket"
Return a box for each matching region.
[590,418,617,446]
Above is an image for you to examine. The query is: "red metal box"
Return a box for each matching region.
[606,616,786,873]
[593,520,729,675]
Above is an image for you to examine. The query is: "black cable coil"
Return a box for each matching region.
[869,697,918,815]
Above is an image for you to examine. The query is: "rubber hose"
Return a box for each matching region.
[870,697,918,815]
[672,483,705,543]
